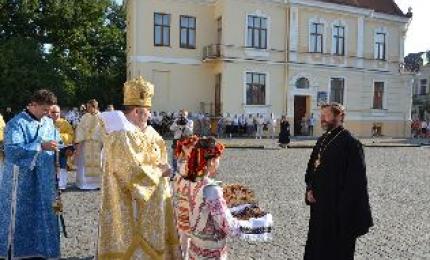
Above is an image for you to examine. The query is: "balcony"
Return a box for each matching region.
[202,44,224,61]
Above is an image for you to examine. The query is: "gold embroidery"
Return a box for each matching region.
[98,127,180,260]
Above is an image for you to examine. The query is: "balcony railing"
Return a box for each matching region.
[203,44,224,60]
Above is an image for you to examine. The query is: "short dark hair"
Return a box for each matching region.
[30,89,57,105]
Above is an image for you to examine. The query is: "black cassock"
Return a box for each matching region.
[304,127,373,260]
[278,120,291,144]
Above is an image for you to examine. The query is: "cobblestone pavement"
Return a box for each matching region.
[61,140,430,260]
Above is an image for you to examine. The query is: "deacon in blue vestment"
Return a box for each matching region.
[0,89,61,259]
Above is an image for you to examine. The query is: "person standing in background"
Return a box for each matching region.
[278,115,290,148]
[49,105,75,190]
[170,109,194,175]
[308,113,316,136]
[255,114,264,139]
[74,99,104,190]
[246,114,254,137]
[269,113,277,140]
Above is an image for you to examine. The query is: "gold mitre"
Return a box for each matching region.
[123,76,154,107]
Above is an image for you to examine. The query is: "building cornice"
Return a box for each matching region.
[286,0,410,24]
[130,56,203,65]
[130,55,407,75]
[126,0,410,23]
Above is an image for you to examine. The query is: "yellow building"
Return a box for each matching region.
[126,0,413,137]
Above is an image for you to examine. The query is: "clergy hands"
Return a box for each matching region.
[306,190,316,204]
[41,141,58,151]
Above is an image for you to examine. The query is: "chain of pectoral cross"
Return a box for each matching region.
[314,128,345,171]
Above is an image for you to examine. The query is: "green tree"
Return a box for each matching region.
[0,37,66,111]
[0,0,126,111]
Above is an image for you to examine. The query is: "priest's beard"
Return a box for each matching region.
[321,118,341,132]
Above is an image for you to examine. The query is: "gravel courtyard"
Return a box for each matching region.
[61,141,430,260]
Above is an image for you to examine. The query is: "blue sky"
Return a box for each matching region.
[115,0,427,54]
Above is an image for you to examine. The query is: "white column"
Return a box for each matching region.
[289,6,299,62]
[399,34,405,63]
[357,16,365,67]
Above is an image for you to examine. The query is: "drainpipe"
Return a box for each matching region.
[284,1,290,116]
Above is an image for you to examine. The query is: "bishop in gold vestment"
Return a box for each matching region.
[98,77,180,260]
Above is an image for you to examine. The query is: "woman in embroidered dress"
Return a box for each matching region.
[174,136,244,260]
[173,136,199,259]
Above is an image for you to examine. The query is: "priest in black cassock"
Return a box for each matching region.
[304,102,373,260]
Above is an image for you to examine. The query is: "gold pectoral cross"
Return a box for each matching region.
[314,154,321,170]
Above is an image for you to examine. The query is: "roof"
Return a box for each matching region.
[319,0,407,17]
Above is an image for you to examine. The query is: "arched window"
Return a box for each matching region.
[296,77,310,89]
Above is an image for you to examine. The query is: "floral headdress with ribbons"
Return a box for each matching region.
[175,136,225,180]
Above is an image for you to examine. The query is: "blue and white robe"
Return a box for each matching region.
[0,111,61,259]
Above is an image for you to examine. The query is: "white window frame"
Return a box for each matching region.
[374,27,388,60]
[243,71,270,106]
[372,80,387,110]
[328,77,347,106]
[331,20,347,56]
[244,10,271,50]
[309,17,327,53]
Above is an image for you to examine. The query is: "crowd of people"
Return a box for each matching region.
[299,114,317,136]
[0,77,373,260]
[150,111,289,140]
[411,118,430,138]
[149,111,292,148]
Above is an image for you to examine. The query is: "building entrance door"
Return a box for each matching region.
[294,95,308,136]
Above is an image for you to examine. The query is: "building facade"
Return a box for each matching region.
[412,62,430,120]
[126,0,413,137]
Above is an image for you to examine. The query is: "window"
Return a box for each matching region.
[154,13,170,46]
[330,78,344,104]
[246,72,266,105]
[420,79,428,95]
[296,77,310,89]
[375,32,386,60]
[180,16,196,49]
[373,82,384,109]
[247,15,267,49]
[333,25,345,56]
[310,22,323,53]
